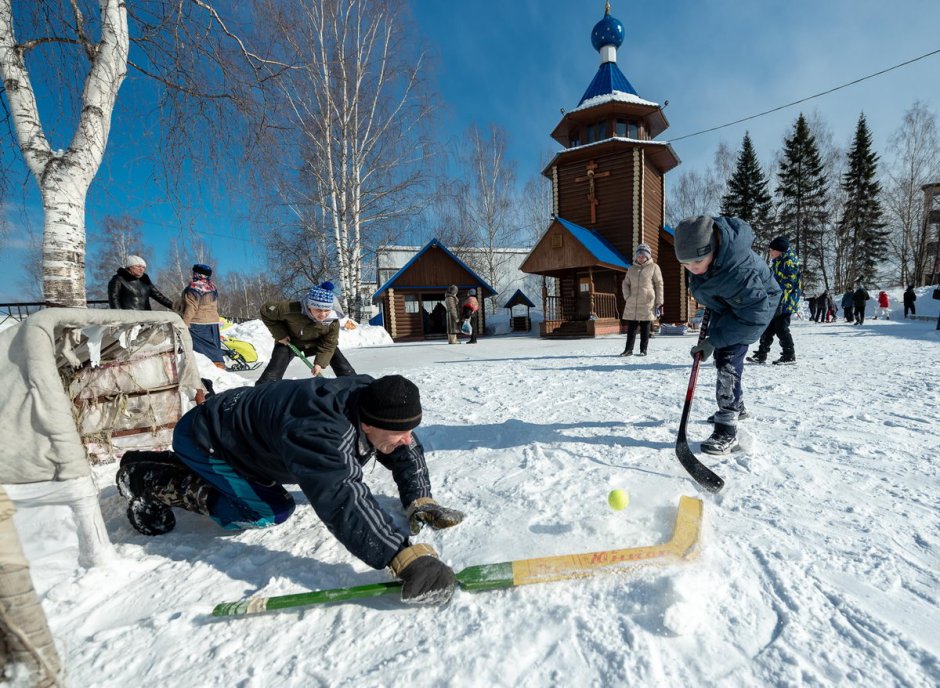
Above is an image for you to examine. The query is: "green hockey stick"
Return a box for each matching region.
[212,496,703,617]
[286,341,314,369]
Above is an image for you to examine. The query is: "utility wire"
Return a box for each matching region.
[667,47,940,143]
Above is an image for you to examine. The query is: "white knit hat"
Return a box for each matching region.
[126,255,146,268]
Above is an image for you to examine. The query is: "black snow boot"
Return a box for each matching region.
[116,452,213,536]
[772,354,797,365]
[745,353,767,364]
[707,406,750,423]
[701,424,739,455]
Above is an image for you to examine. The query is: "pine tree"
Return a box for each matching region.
[721,132,774,245]
[776,114,829,289]
[838,113,885,285]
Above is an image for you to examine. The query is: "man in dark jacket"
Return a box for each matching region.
[853,284,870,325]
[841,290,855,322]
[674,216,781,454]
[903,285,917,318]
[115,374,464,605]
[107,255,174,311]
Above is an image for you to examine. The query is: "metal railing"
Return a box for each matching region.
[0,300,109,326]
[543,292,619,321]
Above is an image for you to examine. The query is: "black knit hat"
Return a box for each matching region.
[359,375,422,431]
[769,236,790,252]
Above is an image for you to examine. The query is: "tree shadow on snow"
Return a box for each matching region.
[421,418,674,453]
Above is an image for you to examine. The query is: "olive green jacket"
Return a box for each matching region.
[260,300,340,369]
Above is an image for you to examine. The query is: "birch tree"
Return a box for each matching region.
[883,102,940,285]
[0,0,128,306]
[89,214,147,298]
[0,2,280,307]
[258,0,434,316]
[455,124,522,313]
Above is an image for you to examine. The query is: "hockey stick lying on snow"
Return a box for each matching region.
[211,495,703,617]
[676,310,725,493]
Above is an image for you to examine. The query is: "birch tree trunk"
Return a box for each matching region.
[263,0,431,317]
[0,0,128,307]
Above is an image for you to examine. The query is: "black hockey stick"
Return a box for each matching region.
[675,310,725,493]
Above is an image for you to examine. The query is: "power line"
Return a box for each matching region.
[667,47,940,143]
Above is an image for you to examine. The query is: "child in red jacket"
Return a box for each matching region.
[876,291,890,320]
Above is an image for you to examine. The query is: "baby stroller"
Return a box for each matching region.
[221,337,262,371]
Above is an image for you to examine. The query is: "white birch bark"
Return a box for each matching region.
[0,0,128,306]
[275,0,423,317]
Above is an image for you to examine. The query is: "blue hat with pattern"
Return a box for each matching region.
[304,282,335,311]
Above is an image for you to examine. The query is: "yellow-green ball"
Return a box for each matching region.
[608,489,629,511]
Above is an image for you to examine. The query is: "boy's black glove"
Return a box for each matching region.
[406,497,465,535]
[390,544,456,605]
[690,339,715,362]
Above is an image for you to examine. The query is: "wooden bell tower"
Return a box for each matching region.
[521,2,686,336]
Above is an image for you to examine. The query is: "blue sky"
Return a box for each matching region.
[2,0,938,301]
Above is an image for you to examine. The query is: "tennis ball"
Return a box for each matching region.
[608,489,629,511]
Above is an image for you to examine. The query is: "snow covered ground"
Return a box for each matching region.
[7,288,940,687]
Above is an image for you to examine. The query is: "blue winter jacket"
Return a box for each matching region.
[688,216,782,350]
[187,375,432,569]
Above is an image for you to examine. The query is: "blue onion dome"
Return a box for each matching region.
[591,4,624,51]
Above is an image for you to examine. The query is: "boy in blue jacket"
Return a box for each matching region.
[674,216,782,454]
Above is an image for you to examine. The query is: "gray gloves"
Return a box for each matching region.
[406,497,465,536]
[690,339,715,362]
[389,543,456,605]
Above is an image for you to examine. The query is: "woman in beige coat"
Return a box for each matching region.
[445,285,460,344]
[620,244,664,356]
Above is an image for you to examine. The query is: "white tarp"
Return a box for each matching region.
[0,308,203,568]
[0,308,203,485]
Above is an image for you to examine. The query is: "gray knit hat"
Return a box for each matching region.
[635,243,652,259]
[674,216,717,263]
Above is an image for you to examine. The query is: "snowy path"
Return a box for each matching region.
[11,316,940,687]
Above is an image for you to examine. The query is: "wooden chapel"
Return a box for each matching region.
[521,2,688,337]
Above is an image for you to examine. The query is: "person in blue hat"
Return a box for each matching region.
[256,281,357,384]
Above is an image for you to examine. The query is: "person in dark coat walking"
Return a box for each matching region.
[107,255,174,311]
[807,294,818,322]
[814,292,828,322]
[115,374,465,605]
[841,290,855,322]
[903,285,917,318]
[853,284,870,325]
[674,216,781,455]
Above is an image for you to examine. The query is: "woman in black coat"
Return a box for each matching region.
[107,255,174,311]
